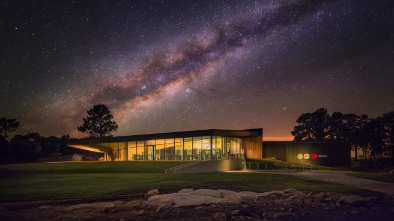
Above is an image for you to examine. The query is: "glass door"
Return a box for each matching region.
[146,145,155,160]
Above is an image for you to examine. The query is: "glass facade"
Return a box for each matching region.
[101,136,243,161]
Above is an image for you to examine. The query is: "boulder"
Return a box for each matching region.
[337,195,369,206]
[145,189,159,198]
[214,212,227,220]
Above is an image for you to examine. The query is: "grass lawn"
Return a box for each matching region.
[245,158,336,171]
[346,171,394,183]
[0,161,384,202]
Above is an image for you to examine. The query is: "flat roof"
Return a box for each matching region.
[68,128,263,146]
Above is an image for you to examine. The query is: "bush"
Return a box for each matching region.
[72,154,83,161]
[352,158,394,171]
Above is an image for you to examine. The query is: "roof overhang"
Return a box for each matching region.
[68,145,104,153]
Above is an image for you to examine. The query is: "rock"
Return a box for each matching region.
[239,191,260,201]
[283,188,298,194]
[63,202,117,211]
[314,192,327,200]
[367,196,392,204]
[285,195,302,205]
[119,218,125,221]
[222,195,241,204]
[38,206,51,209]
[191,189,221,197]
[337,195,369,206]
[286,189,306,198]
[178,188,194,193]
[147,195,175,208]
[136,210,145,216]
[124,199,146,209]
[102,207,110,213]
[155,205,164,213]
[214,212,227,220]
[273,212,299,220]
[231,210,240,215]
[303,198,313,205]
[389,169,394,175]
[145,189,160,198]
[258,190,285,198]
[218,189,237,196]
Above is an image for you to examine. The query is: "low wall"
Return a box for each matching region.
[166,158,244,173]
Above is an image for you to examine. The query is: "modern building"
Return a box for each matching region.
[69,128,351,168]
[68,128,263,161]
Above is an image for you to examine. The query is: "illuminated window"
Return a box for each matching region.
[193,137,202,160]
[165,138,174,160]
[119,142,127,161]
[175,138,183,160]
[136,141,144,160]
[128,141,136,160]
[201,136,211,160]
[184,137,192,160]
[155,139,164,160]
[212,136,223,160]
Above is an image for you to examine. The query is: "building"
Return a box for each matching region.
[68,128,263,161]
[69,128,351,168]
[263,141,351,167]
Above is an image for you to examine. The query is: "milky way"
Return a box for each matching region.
[1,0,393,139]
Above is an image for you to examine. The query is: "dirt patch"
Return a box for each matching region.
[1,189,394,221]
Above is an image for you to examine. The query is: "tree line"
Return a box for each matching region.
[0,104,118,163]
[3,105,393,163]
[0,127,71,163]
[291,108,394,160]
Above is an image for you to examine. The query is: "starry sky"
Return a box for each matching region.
[1,0,393,140]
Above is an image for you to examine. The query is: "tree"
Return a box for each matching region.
[10,134,42,162]
[291,108,330,141]
[327,113,369,161]
[378,111,394,158]
[77,104,118,138]
[347,114,369,161]
[0,117,20,138]
[327,112,346,140]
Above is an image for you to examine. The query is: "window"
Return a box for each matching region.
[175,138,183,160]
[201,136,211,160]
[165,138,174,160]
[184,137,192,160]
[156,139,164,160]
[128,141,136,160]
[119,142,127,161]
[136,141,144,160]
[193,137,202,160]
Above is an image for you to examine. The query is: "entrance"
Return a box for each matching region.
[146,145,155,160]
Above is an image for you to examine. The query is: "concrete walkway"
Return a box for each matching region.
[236,170,394,197]
[294,171,394,197]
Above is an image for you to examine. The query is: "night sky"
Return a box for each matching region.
[1,0,393,140]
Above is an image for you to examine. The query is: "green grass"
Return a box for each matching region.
[346,172,394,183]
[0,161,385,202]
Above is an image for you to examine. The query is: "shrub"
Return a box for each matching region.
[72,154,83,161]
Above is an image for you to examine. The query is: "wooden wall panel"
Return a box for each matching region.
[243,135,263,159]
